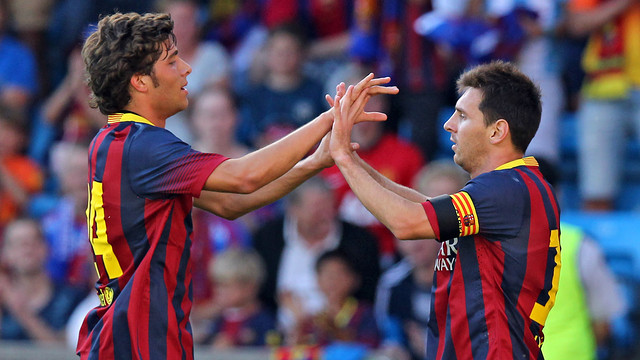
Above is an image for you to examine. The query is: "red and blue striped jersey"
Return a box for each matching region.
[421,157,561,360]
[77,112,228,360]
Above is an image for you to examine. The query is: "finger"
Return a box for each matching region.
[353,76,393,99]
[358,111,388,122]
[340,85,355,117]
[367,85,400,96]
[367,77,393,87]
[352,73,375,99]
[325,94,334,107]
[336,82,346,98]
[350,142,360,151]
[348,88,371,122]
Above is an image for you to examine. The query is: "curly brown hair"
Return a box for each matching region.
[81,12,176,115]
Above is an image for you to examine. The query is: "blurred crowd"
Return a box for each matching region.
[0,0,638,359]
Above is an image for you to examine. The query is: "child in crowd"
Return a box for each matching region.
[196,248,276,348]
[287,249,379,349]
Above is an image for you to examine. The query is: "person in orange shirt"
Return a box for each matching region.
[0,107,43,233]
[567,0,640,210]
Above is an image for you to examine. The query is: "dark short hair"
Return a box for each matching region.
[315,249,357,275]
[267,21,309,49]
[81,12,176,115]
[457,61,541,154]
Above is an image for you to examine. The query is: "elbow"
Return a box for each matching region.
[387,213,435,240]
[388,220,420,241]
[212,200,246,220]
[231,171,262,194]
[391,226,420,241]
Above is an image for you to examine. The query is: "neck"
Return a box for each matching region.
[266,72,301,91]
[14,271,50,290]
[123,105,167,128]
[469,149,523,178]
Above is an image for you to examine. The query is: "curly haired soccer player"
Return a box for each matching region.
[329,61,561,359]
[77,12,397,360]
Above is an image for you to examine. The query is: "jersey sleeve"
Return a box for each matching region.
[422,171,525,242]
[127,126,228,198]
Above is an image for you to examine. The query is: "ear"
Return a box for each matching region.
[129,73,149,93]
[489,119,510,145]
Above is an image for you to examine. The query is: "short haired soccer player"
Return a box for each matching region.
[329,61,561,359]
[77,12,397,360]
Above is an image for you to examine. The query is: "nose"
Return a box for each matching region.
[180,57,192,76]
[443,113,455,133]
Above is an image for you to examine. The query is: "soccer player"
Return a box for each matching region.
[328,61,561,359]
[77,12,396,360]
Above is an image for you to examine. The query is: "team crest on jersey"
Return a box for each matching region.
[463,214,475,227]
[98,286,114,307]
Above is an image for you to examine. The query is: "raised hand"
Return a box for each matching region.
[325,73,399,124]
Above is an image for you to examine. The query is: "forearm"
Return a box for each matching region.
[196,156,323,219]
[43,79,74,123]
[0,166,29,206]
[567,0,634,36]
[355,153,428,203]
[334,153,433,240]
[204,111,332,193]
[12,310,63,343]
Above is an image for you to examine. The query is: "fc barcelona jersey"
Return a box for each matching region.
[421,157,561,360]
[77,112,228,360]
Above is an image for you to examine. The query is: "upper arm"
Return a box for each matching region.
[128,127,227,198]
[202,158,256,194]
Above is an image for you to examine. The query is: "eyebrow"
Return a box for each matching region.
[161,48,178,61]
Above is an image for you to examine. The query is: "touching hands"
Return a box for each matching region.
[328,74,398,163]
[320,73,398,165]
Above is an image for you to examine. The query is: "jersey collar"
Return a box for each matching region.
[495,156,538,171]
[107,112,155,126]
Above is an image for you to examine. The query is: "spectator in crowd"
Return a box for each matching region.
[375,160,468,360]
[543,222,628,360]
[160,0,232,143]
[323,65,425,266]
[252,176,380,334]
[6,0,54,93]
[0,218,85,343]
[0,107,44,234]
[287,249,379,349]
[259,0,352,82]
[567,0,640,210]
[195,248,277,348]
[377,0,451,161]
[189,86,255,310]
[536,159,628,360]
[46,0,154,87]
[514,0,568,168]
[238,23,327,147]
[28,44,104,166]
[414,0,567,167]
[0,0,38,113]
[33,142,94,291]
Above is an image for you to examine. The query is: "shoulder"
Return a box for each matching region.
[464,168,527,200]
[126,124,190,156]
[379,259,413,290]
[0,36,34,57]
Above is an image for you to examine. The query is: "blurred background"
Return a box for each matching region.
[0,0,639,359]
